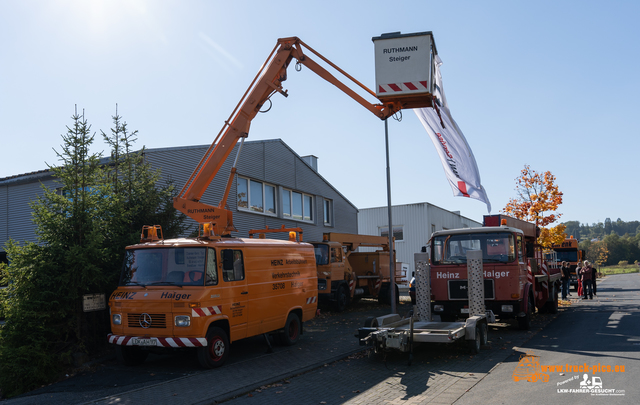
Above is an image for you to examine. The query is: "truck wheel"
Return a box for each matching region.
[377,284,389,305]
[115,345,148,366]
[334,284,349,312]
[394,284,400,306]
[468,326,481,354]
[440,314,456,322]
[281,312,301,346]
[518,294,534,330]
[198,326,229,369]
[549,284,559,314]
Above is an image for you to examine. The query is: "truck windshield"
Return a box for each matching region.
[119,247,217,287]
[313,244,329,265]
[432,232,516,265]
[554,249,578,262]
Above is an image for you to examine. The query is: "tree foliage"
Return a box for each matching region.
[503,165,565,248]
[0,107,186,397]
[582,240,610,268]
[566,218,640,266]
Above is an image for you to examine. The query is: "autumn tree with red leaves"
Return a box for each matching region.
[503,165,565,248]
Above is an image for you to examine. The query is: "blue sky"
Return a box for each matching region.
[1,0,638,227]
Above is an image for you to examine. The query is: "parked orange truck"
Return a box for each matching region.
[550,236,584,291]
[108,36,436,367]
[108,226,317,368]
[429,214,561,329]
[310,233,402,311]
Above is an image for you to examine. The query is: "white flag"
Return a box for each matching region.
[415,55,491,212]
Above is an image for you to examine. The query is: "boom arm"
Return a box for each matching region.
[174,37,433,236]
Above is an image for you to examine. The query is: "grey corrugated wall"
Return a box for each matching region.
[143,139,357,243]
[0,139,358,253]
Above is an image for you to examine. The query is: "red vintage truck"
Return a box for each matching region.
[428,214,561,329]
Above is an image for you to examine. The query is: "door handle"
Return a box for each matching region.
[241,291,248,295]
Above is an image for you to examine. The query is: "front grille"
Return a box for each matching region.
[127,313,167,329]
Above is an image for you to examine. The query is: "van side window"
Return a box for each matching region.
[205,248,218,285]
[331,247,340,263]
[222,249,245,282]
[517,235,524,263]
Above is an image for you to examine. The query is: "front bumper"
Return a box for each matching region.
[108,333,207,348]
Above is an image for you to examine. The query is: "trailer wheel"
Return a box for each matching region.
[518,293,534,330]
[468,325,481,354]
[479,322,488,346]
[198,326,229,369]
[281,312,301,346]
[334,284,349,312]
[115,345,148,366]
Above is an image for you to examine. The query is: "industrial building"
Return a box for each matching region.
[0,139,357,260]
[358,202,482,283]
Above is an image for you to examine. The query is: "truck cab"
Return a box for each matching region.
[428,214,561,329]
[429,225,527,322]
[312,240,352,311]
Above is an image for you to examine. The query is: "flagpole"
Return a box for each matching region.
[385,118,396,314]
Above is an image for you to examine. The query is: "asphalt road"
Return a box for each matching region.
[455,272,639,405]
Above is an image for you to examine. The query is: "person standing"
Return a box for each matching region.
[580,261,594,300]
[591,263,598,296]
[561,261,571,300]
[576,261,583,297]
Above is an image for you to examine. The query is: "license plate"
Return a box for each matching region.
[461,308,469,314]
[132,338,156,346]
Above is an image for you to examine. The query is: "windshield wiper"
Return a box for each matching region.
[123,281,147,288]
[148,281,183,288]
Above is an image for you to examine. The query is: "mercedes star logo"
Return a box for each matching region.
[139,313,152,329]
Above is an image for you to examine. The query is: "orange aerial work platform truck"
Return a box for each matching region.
[108,35,437,368]
[429,214,561,329]
[310,232,403,311]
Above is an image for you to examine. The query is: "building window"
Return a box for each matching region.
[237,177,276,215]
[380,225,404,242]
[323,199,332,225]
[282,188,313,222]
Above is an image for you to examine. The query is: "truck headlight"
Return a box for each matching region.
[112,314,122,325]
[433,305,444,312]
[501,305,514,313]
[175,315,191,327]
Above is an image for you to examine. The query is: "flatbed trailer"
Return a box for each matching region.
[358,251,493,363]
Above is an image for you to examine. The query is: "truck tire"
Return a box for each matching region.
[377,284,389,305]
[198,326,229,369]
[468,325,481,354]
[548,284,559,314]
[540,283,559,314]
[334,284,349,312]
[377,284,399,306]
[280,312,301,346]
[518,293,534,330]
[115,345,148,366]
[440,314,456,322]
